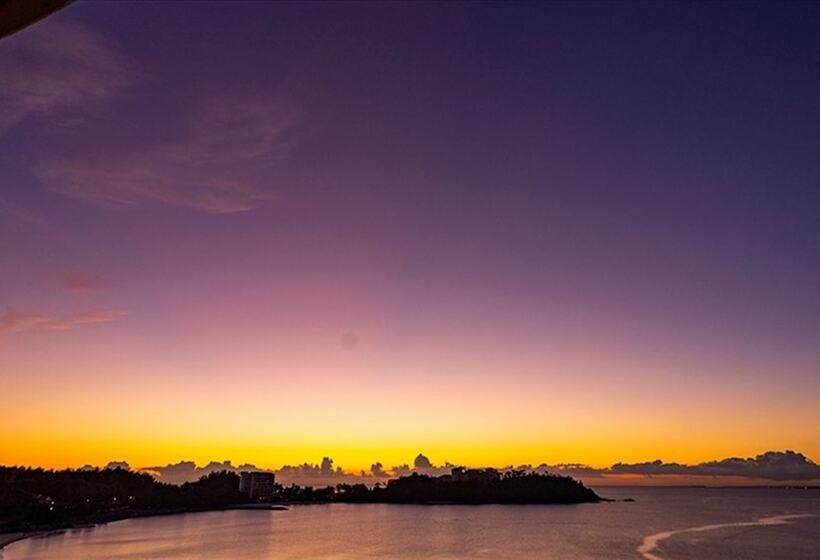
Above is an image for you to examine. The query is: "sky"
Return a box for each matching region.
[1,1,819,481]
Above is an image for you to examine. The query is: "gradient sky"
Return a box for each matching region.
[1,1,819,473]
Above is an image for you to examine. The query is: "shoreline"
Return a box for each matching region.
[0,532,34,551]
[0,497,604,553]
[0,531,65,553]
[0,503,288,553]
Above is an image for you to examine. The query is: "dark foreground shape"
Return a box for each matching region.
[0,467,245,532]
[1,465,599,535]
[0,0,73,40]
[335,468,601,504]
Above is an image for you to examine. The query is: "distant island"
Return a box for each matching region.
[0,465,600,535]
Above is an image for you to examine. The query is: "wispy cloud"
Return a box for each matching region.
[0,19,135,132]
[61,271,112,295]
[3,18,298,214]
[40,95,300,213]
[0,307,127,338]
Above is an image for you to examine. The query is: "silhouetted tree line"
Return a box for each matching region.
[333,469,600,504]
[278,468,599,504]
[0,467,242,531]
[1,466,599,531]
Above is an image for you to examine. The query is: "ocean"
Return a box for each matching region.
[2,487,818,559]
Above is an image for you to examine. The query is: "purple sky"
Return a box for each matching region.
[1,1,819,470]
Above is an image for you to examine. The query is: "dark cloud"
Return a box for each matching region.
[529,451,820,483]
[370,462,389,478]
[414,453,432,470]
[608,450,820,481]
[277,456,338,479]
[391,464,412,477]
[143,457,358,487]
[140,460,267,485]
[412,453,458,476]
[533,463,612,478]
[276,457,363,487]
[78,461,131,472]
[139,455,452,486]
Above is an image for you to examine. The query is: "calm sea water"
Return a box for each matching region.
[3,487,818,560]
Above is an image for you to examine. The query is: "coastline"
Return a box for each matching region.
[0,531,59,553]
[0,533,32,551]
[0,503,288,553]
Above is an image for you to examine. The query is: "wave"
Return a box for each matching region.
[637,513,815,560]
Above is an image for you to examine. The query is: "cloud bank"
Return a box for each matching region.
[134,450,820,486]
[606,450,820,481]
[140,454,450,487]
[520,450,820,484]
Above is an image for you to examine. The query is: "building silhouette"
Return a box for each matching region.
[239,471,275,501]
